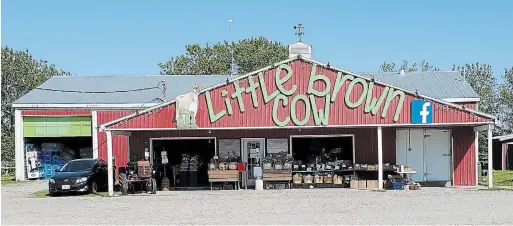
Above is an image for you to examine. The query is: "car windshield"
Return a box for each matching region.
[58,160,96,172]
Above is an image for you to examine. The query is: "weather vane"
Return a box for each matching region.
[293,24,304,42]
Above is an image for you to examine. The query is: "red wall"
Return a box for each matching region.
[501,143,508,170]
[452,127,476,186]
[128,128,397,165]
[96,111,134,179]
[110,60,489,129]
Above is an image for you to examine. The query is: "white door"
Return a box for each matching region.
[424,129,451,181]
[396,129,425,182]
[407,129,425,182]
[396,129,408,167]
[241,138,265,186]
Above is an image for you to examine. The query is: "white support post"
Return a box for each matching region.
[91,110,99,159]
[487,124,493,188]
[475,131,479,186]
[106,130,114,196]
[377,126,384,190]
[14,109,25,181]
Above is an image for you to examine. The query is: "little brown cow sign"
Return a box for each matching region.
[107,59,489,129]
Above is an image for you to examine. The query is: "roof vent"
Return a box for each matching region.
[399,69,405,76]
[289,42,312,59]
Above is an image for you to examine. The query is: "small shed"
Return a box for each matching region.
[492,134,513,170]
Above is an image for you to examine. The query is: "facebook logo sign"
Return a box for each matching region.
[411,100,433,124]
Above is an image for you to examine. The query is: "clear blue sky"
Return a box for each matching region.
[2,0,512,80]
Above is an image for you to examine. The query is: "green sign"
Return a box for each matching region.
[205,63,405,127]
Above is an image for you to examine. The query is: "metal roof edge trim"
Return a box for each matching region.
[103,121,493,131]
[492,134,513,141]
[100,56,496,130]
[12,103,161,109]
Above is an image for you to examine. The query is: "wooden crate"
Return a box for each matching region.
[208,170,239,182]
[263,173,292,181]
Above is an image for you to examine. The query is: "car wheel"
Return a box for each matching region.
[91,181,98,193]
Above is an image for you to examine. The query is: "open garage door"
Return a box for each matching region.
[23,116,92,137]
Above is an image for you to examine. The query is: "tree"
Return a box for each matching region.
[453,63,500,159]
[499,66,513,134]
[380,60,440,72]
[158,37,288,76]
[1,46,71,165]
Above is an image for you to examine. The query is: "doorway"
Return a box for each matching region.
[151,138,216,189]
[396,129,452,182]
[241,138,265,186]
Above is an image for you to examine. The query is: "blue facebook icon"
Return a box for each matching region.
[411,100,433,124]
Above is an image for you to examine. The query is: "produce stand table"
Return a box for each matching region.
[208,170,240,190]
[262,169,292,189]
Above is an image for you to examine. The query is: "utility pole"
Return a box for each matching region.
[229,19,235,77]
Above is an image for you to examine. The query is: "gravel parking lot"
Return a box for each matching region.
[2,181,513,225]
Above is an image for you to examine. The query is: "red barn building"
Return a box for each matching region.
[13,42,497,195]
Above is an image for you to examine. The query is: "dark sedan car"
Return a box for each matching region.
[49,158,111,195]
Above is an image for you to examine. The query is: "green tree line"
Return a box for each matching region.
[2,38,512,165]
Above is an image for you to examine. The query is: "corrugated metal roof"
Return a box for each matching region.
[14,70,479,105]
[358,71,480,99]
[14,75,231,104]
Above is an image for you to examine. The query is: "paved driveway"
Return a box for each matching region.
[2,181,513,225]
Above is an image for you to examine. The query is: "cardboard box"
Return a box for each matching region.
[358,180,367,188]
[350,180,359,189]
[366,180,379,189]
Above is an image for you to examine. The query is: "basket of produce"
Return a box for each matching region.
[293,173,303,184]
[263,162,273,170]
[283,155,294,170]
[324,173,333,183]
[262,156,273,170]
[274,162,283,170]
[208,162,217,170]
[314,174,323,184]
[228,162,237,170]
[303,174,313,184]
[333,175,343,184]
[219,162,228,170]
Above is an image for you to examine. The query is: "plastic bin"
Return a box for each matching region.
[44,164,53,178]
[38,167,45,179]
[52,156,62,164]
[43,152,52,164]
[392,182,404,190]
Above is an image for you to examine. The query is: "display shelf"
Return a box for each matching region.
[292,169,353,173]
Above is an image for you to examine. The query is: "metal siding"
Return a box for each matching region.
[97,111,134,179]
[111,60,490,129]
[452,127,476,186]
[128,128,396,165]
[362,71,480,99]
[21,110,91,116]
